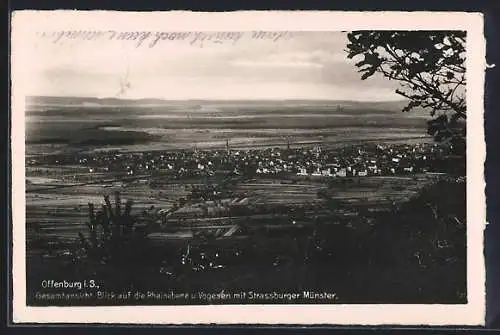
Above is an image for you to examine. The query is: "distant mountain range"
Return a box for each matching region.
[26,95,414,111]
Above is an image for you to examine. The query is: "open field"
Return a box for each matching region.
[232,176,431,205]
[26,167,438,250]
[26,182,190,244]
[25,100,431,155]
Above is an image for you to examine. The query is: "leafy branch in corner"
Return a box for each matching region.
[345,31,466,149]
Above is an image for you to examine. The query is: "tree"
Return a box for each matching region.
[346,31,466,149]
[79,192,141,264]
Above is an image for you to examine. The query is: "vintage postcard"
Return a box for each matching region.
[11,11,486,325]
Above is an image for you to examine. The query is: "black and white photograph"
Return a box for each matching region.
[11,11,486,325]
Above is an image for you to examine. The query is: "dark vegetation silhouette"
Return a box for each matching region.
[77,191,157,265]
[346,31,466,154]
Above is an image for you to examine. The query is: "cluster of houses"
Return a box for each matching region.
[253,144,440,178]
[28,141,455,180]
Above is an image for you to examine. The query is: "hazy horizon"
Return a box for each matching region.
[27,95,409,103]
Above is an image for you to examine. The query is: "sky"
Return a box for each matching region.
[24,31,403,101]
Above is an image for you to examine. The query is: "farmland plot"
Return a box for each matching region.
[233,179,325,205]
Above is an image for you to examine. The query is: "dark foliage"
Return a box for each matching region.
[346,31,466,145]
[77,192,152,265]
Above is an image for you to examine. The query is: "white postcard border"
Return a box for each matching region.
[10,10,486,325]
